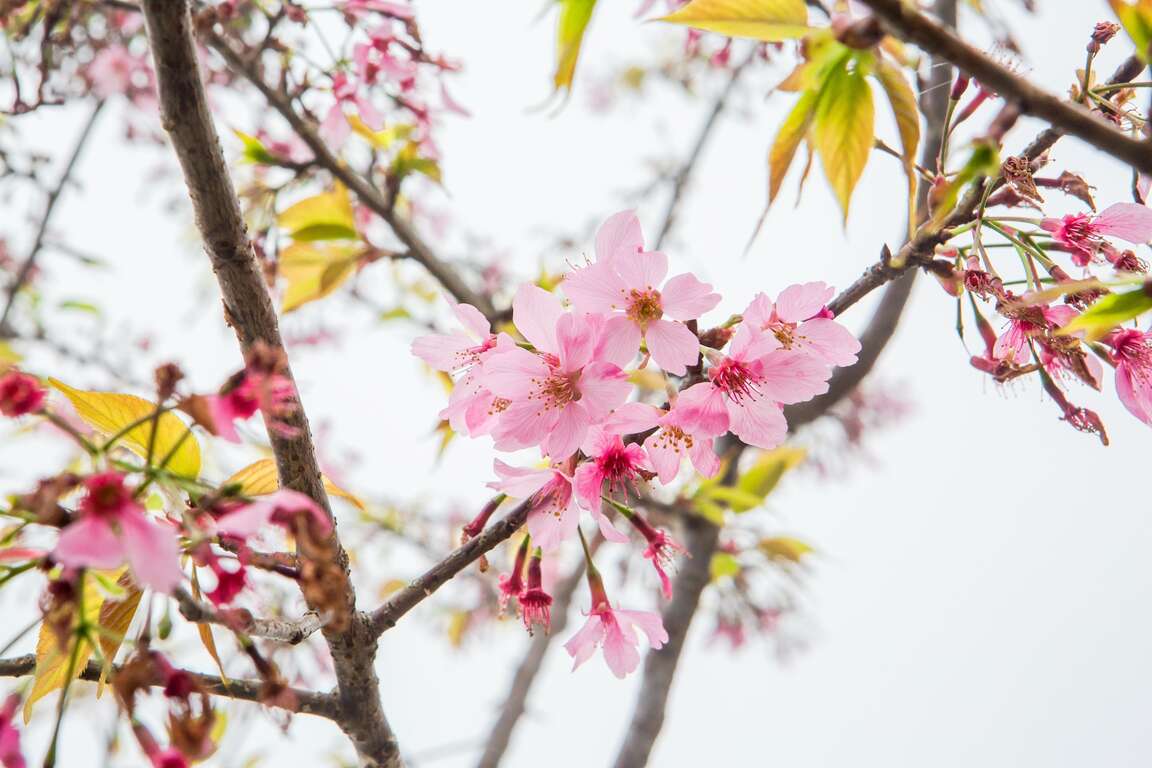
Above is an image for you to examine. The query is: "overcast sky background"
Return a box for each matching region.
[3,1,1151,766]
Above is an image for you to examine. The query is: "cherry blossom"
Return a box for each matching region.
[53,472,183,594]
[564,569,668,678]
[742,283,861,366]
[1108,328,1152,424]
[0,371,45,417]
[0,694,23,768]
[487,460,580,552]
[1041,202,1152,267]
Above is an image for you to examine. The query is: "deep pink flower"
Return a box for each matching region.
[214,489,332,542]
[993,303,1077,364]
[572,428,650,543]
[1041,202,1152,267]
[564,571,668,678]
[205,369,297,443]
[342,0,414,18]
[497,536,530,613]
[695,325,832,449]
[0,694,24,768]
[1108,328,1152,424]
[627,513,685,600]
[605,392,722,485]
[519,548,552,634]
[0,372,45,417]
[563,212,720,375]
[742,283,860,366]
[482,286,629,459]
[53,472,183,594]
[353,27,418,90]
[488,460,580,552]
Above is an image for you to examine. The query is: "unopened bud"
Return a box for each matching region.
[950,72,971,100]
[831,14,885,50]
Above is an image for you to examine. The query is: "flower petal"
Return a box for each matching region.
[615,250,668,292]
[726,398,787,450]
[1095,202,1152,243]
[774,282,834,322]
[512,284,564,354]
[54,518,123,571]
[595,210,644,265]
[119,511,184,594]
[661,273,721,321]
[645,319,700,376]
[562,261,626,314]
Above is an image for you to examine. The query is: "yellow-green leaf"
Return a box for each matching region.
[191,568,229,686]
[96,572,142,696]
[1058,285,1152,340]
[553,0,598,92]
[24,572,105,722]
[709,552,742,581]
[222,458,367,511]
[769,89,819,203]
[1111,0,1152,62]
[278,185,357,242]
[391,142,442,185]
[659,0,809,42]
[813,59,875,223]
[233,130,278,165]
[279,241,361,312]
[759,536,814,564]
[49,379,201,478]
[734,446,806,510]
[347,115,412,150]
[873,57,921,232]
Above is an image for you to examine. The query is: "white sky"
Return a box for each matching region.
[3,1,1152,767]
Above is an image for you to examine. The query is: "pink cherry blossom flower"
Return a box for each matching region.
[1108,328,1152,424]
[86,46,151,100]
[563,214,720,375]
[320,72,384,147]
[201,364,298,443]
[487,460,580,552]
[696,325,832,449]
[564,570,668,678]
[626,512,685,600]
[0,694,24,768]
[342,0,414,18]
[1041,202,1152,267]
[214,489,332,542]
[54,472,183,594]
[353,28,418,90]
[993,303,1077,364]
[572,428,651,543]
[743,283,860,366]
[593,210,645,266]
[606,393,722,485]
[497,536,530,613]
[519,548,552,634]
[483,286,629,459]
[0,371,45,417]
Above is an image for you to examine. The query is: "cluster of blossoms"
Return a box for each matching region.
[414,211,860,676]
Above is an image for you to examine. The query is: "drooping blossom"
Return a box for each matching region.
[519,548,553,634]
[564,569,668,678]
[54,472,183,594]
[563,212,720,374]
[412,301,514,437]
[497,535,530,613]
[0,371,45,417]
[696,325,832,449]
[482,286,629,459]
[0,694,24,768]
[487,460,581,552]
[1108,328,1152,424]
[625,511,685,600]
[572,427,651,542]
[1041,202,1152,267]
[742,283,860,366]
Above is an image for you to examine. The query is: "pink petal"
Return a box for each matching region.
[452,302,490,337]
[645,319,700,376]
[730,324,781,362]
[512,284,563,354]
[488,460,555,498]
[661,273,721,321]
[672,382,729,436]
[589,502,631,543]
[564,614,605,669]
[492,400,557,452]
[119,511,183,594]
[482,347,549,398]
[774,282,834,322]
[543,404,590,460]
[755,350,831,404]
[688,438,722,479]
[601,614,641,678]
[1117,364,1152,424]
[526,496,579,552]
[573,462,605,509]
[726,398,787,450]
[741,292,774,330]
[556,313,596,372]
[796,318,860,366]
[602,401,663,434]
[411,330,475,372]
[616,608,669,648]
[562,262,627,314]
[595,210,644,266]
[577,362,631,420]
[1095,202,1152,243]
[54,518,123,571]
[643,431,683,484]
[616,250,668,292]
[597,315,642,368]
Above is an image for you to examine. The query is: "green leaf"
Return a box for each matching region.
[1111,0,1152,62]
[873,57,921,230]
[709,552,742,581]
[769,89,819,203]
[759,536,814,564]
[734,446,806,511]
[658,0,809,41]
[929,139,999,225]
[278,185,358,242]
[1059,284,1152,339]
[391,142,442,185]
[553,0,599,92]
[813,56,875,223]
[233,130,278,165]
[57,300,101,316]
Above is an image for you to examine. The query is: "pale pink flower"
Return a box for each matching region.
[697,326,832,449]
[564,572,668,678]
[743,283,860,366]
[1041,202,1152,267]
[0,694,24,768]
[482,286,629,459]
[54,472,183,594]
[87,46,150,100]
[572,428,650,542]
[593,210,645,266]
[1108,328,1152,424]
[606,392,723,484]
[342,0,414,18]
[563,213,720,375]
[487,460,580,552]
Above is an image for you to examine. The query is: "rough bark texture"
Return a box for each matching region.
[860,0,1152,174]
[139,3,399,765]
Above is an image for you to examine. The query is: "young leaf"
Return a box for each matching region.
[233,130,278,166]
[1059,285,1152,339]
[1110,0,1152,62]
[278,185,357,242]
[873,57,921,229]
[735,446,806,509]
[553,0,599,93]
[759,536,814,564]
[96,572,142,696]
[658,0,809,41]
[813,59,875,223]
[191,568,230,686]
[769,89,820,203]
[222,458,367,511]
[709,551,742,581]
[391,142,443,185]
[49,379,201,478]
[279,241,361,312]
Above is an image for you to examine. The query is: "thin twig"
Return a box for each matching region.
[172,587,323,645]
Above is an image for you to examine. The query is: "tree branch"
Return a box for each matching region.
[201,28,498,322]
[139,3,399,764]
[859,0,1152,174]
[172,588,323,645]
[0,98,105,337]
[0,654,339,719]
[369,500,530,637]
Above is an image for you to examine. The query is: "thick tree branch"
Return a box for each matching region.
[201,29,498,322]
[139,3,399,765]
[859,0,1152,174]
[0,654,339,719]
[172,588,323,645]
[369,500,531,637]
[0,98,105,337]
